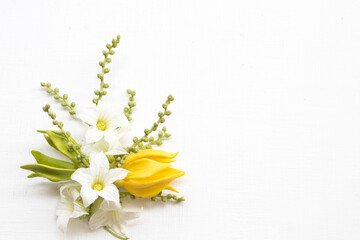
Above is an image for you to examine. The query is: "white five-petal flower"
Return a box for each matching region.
[56,181,88,233]
[71,152,129,207]
[89,199,141,237]
[77,103,129,144]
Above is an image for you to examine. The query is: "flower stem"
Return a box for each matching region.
[93,35,121,105]
[126,94,174,153]
[104,226,128,240]
[40,82,76,115]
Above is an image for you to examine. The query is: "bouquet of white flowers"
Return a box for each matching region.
[21,35,185,239]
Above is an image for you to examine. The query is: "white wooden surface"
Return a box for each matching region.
[1,0,360,239]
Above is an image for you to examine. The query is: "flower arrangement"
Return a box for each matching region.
[20,35,185,239]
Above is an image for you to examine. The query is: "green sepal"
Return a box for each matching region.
[38,130,78,162]
[31,150,75,169]
[20,163,75,182]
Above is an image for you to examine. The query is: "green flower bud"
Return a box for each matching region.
[40,82,46,87]
[167,94,174,101]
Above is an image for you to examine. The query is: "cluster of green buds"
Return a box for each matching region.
[124,89,136,121]
[93,35,121,105]
[140,126,171,150]
[42,104,89,167]
[41,82,76,115]
[120,191,184,203]
[127,94,174,153]
[119,192,136,200]
[150,192,185,203]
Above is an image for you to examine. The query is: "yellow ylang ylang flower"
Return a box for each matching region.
[115,149,185,197]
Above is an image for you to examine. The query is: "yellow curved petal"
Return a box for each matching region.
[116,168,185,197]
[122,149,178,167]
[164,185,179,193]
[125,158,171,179]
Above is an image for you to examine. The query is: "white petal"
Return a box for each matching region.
[105,168,129,184]
[56,200,73,233]
[90,152,110,176]
[105,148,128,156]
[121,209,142,221]
[59,181,81,201]
[93,139,110,154]
[100,198,122,211]
[86,126,104,143]
[107,114,129,129]
[71,202,88,218]
[57,215,70,233]
[77,108,98,126]
[56,200,73,217]
[103,130,118,144]
[71,168,93,186]
[89,209,108,230]
[98,184,120,203]
[80,185,99,207]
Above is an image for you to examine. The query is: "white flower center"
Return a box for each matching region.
[96,120,107,131]
[93,183,103,191]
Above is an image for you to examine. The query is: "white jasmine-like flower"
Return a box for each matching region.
[89,199,141,237]
[77,103,129,144]
[56,181,88,233]
[71,152,129,207]
[82,137,128,159]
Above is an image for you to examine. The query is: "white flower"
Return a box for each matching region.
[82,137,128,159]
[77,103,129,144]
[89,199,141,237]
[71,152,129,207]
[56,181,88,233]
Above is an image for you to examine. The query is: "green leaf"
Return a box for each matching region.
[31,150,75,169]
[27,173,39,178]
[38,130,78,161]
[20,163,75,182]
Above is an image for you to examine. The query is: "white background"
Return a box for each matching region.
[1,0,360,239]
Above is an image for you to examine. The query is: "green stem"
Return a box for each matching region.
[104,226,128,240]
